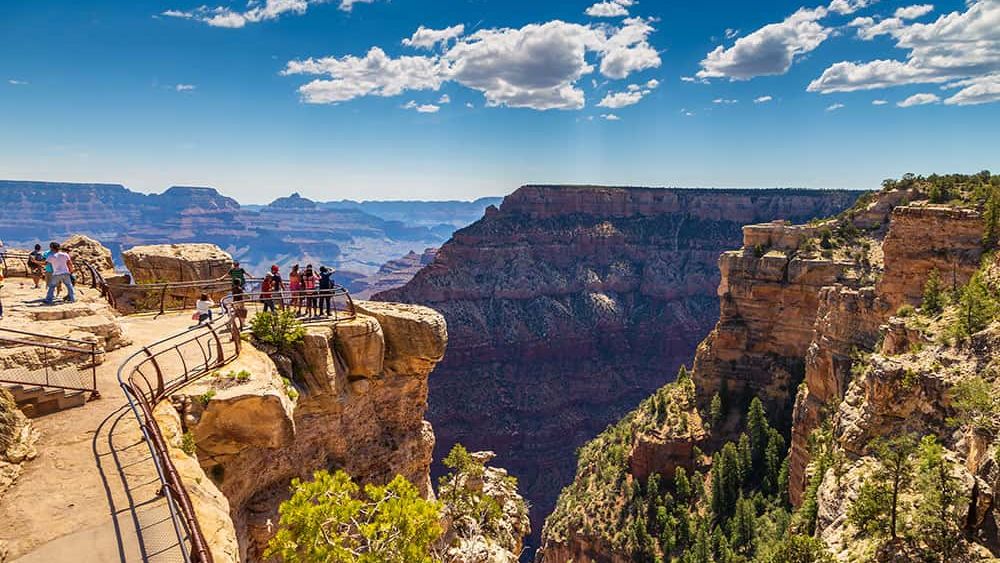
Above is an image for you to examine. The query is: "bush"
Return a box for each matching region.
[951,272,998,338]
[921,269,944,316]
[265,470,441,563]
[250,310,306,350]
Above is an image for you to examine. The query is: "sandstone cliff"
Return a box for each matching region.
[377,185,859,547]
[539,173,1000,562]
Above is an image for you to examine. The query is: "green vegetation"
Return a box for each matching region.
[847,434,967,560]
[281,377,300,401]
[198,389,216,406]
[181,431,197,457]
[950,376,1000,434]
[922,269,945,316]
[250,310,306,350]
[265,470,441,563]
[951,270,998,339]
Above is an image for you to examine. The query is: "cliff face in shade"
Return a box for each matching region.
[376,185,860,548]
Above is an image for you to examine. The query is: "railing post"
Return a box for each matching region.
[159,285,167,316]
[141,347,166,398]
[205,323,225,366]
[90,342,100,400]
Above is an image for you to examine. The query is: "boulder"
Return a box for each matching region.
[60,235,115,277]
[123,243,232,283]
[353,301,447,376]
[332,315,385,378]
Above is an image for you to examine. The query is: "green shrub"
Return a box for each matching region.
[250,310,306,350]
[265,470,441,563]
[921,269,944,316]
[896,304,915,318]
[198,389,216,406]
[181,432,197,457]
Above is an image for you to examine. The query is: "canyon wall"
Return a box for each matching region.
[376,185,860,546]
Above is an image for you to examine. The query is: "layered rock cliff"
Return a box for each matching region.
[539,173,1000,562]
[376,185,860,547]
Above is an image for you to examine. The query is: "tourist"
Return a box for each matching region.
[261,273,276,312]
[43,242,75,304]
[318,266,334,316]
[195,293,214,324]
[269,265,285,308]
[229,261,247,301]
[302,264,317,317]
[42,244,60,297]
[28,244,45,289]
[288,264,302,314]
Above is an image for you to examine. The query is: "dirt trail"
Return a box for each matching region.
[0,280,200,562]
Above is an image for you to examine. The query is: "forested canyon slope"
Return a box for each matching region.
[538,172,1000,563]
[376,185,860,547]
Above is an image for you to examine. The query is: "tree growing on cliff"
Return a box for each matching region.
[913,435,963,562]
[848,435,916,541]
[265,470,442,563]
[952,271,997,339]
[250,309,306,350]
[922,268,945,316]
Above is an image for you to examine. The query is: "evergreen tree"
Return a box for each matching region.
[675,466,691,505]
[747,398,769,471]
[983,185,1000,247]
[729,494,757,556]
[914,435,962,562]
[711,443,743,520]
[763,428,785,495]
[953,272,997,338]
[922,268,945,316]
[848,435,916,540]
[710,392,723,428]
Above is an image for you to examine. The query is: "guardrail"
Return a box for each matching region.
[117,286,356,562]
[0,250,107,290]
[0,327,100,400]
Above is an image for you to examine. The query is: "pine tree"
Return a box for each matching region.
[848,435,916,540]
[983,185,1000,247]
[747,398,769,471]
[953,272,997,338]
[710,392,723,428]
[914,435,962,561]
[675,466,691,505]
[764,428,786,495]
[730,494,757,555]
[922,268,944,316]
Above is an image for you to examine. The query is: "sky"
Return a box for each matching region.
[0,0,997,203]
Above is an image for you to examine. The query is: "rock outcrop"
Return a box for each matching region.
[0,388,37,499]
[164,301,447,560]
[377,185,859,545]
[122,243,233,283]
[60,234,116,276]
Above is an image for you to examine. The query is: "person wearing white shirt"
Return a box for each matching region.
[195,293,214,324]
[43,242,75,304]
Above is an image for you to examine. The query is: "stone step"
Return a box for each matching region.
[3,383,89,418]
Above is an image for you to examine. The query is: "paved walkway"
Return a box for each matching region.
[0,281,196,563]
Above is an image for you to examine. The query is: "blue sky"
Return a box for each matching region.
[1,0,997,203]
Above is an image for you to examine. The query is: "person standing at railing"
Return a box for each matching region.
[288,264,302,314]
[270,264,286,310]
[28,244,45,289]
[261,273,276,312]
[302,264,317,317]
[43,242,76,305]
[229,261,247,301]
[318,266,334,317]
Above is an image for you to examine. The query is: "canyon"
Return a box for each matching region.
[0,180,499,292]
[538,173,1000,562]
[376,184,860,550]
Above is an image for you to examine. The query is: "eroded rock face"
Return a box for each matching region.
[168,303,446,561]
[60,234,116,276]
[0,388,38,499]
[123,243,233,283]
[377,185,859,543]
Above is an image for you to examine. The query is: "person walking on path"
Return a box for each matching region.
[28,244,45,288]
[318,266,334,317]
[43,242,75,304]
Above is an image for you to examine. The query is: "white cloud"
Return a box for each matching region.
[697,6,831,80]
[283,47,447,104]
[725,28,740,39]
[872,98,889,104]
[713,97,738,104]
[809,0,1000,105]
[175,83,197,92]
[680,108,695,116]
[438,94,451,104]
[943,73,1000,105]
[895,3,934,19]
[403,25,465,50]
[601,113,621,120]
[897,92,940,106]
[403,100,441,113]
[8,79,28,86]
[163,0,377,28]
[828,0,875,15]
[597,78,659,108]
[826,102,845,110]
[645,78,659,88]
[465,102,475,108]
[754,95,773,103]
[285,16,662,111]
[586,1,629,18]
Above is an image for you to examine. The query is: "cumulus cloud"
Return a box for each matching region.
[8,79,28,86]
[403,25,465,50]
[163,0,377,28]
[175,84,197,92]
[754,95,773,103]
[826,102,845,110]
[586,1,629,18]
[849,3,935,39]
[943,73,1000,105]
[895,4,935,19]
[808,0,999,105]
[403,100,440,113]
[897,92,940,106]
[827,0,875,15]
[597,78,659,108]
[601,113,621,120]
[696,6,831,80]
[284,16,662,111]
[872,98,889,104]
[282,47,448,104]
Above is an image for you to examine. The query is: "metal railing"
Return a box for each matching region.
[0,327,100,400]
[0,249,107,290]
[116,286,356,563]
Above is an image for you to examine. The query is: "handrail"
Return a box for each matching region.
[0,249,107,291]
[0,327,100,399]
[116,286,357,562]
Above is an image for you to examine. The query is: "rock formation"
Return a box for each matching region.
[122,243,233,283]
[352,248,438,299]
[0,388,37,499]
[538,174,1000,562]
[60,234,116,277]
[377,184,860,547]
[159,301,449,560]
